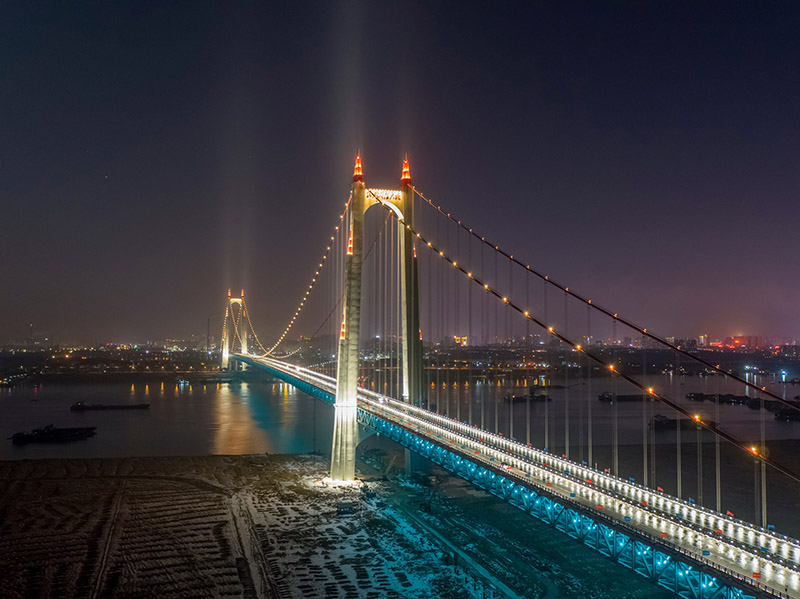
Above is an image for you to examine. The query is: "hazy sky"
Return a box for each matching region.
[1,1,798,344]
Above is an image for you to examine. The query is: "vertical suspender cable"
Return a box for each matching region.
[480,239,485,431]
[445,219,451,416]
[427,217,432,404]
[526,270,531,445]
[643,344,648,486]
[446,218,451,416]
[676,348,682,498]
[587,305,593,468]
[613,366,619,476]
[761,389,767,527]
[715,373,721,512]
[543,279,549,451]
[400,217,404,398]
[468,232,473,425]
[385,217,390,396]
[494,249,499,345]
[509,281,514,440]
[397,219,401,401]
[564,291,569,459]
[697,406,703,506]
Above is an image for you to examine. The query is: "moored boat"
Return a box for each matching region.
[10,425,97,445]
[70,402,149,411]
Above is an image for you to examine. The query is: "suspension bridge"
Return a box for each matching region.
[217,155,800,599]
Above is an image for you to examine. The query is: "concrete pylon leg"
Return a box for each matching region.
[400,180,423,407]
[330,162,365,482]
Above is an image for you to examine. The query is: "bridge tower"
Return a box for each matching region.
[330,155,424,481]
[220,289,247,370]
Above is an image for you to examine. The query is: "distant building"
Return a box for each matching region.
[723,336,764,349]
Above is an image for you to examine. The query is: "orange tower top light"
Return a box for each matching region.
[353,153,363,182]
[401,156,411,184]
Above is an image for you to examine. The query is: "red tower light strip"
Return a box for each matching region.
[401,156,411,184]
[340,314,347,340]
[347,229,354,255]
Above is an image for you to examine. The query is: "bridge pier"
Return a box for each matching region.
[331,405,358,480]
[405,448,432,477]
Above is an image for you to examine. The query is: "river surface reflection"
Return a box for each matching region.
[0,379,333,460]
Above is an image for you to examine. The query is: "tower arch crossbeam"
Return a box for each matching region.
[365,189,405,222]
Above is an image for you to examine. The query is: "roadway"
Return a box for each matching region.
[244,355,800,599]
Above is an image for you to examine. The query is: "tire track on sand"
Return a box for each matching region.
[90,479,126,598]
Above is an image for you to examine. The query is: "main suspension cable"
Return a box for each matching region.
[412,186,800,416]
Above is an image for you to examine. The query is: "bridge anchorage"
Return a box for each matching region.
[222,153,800,599]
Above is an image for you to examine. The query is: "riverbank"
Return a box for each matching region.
[0,454,497,598]
[0,451,677,598]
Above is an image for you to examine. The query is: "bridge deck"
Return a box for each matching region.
[236,354,799,599]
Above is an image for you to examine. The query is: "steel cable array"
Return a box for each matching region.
[411,185,800,417]
[376,201,800,488]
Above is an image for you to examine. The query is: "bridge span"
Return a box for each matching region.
[234,353,798,599]
[219,155,800,599]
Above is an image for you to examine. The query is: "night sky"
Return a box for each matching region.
[2,2,798,344]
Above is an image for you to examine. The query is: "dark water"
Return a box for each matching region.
[428,372,800,445]
[0,378,333,460]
